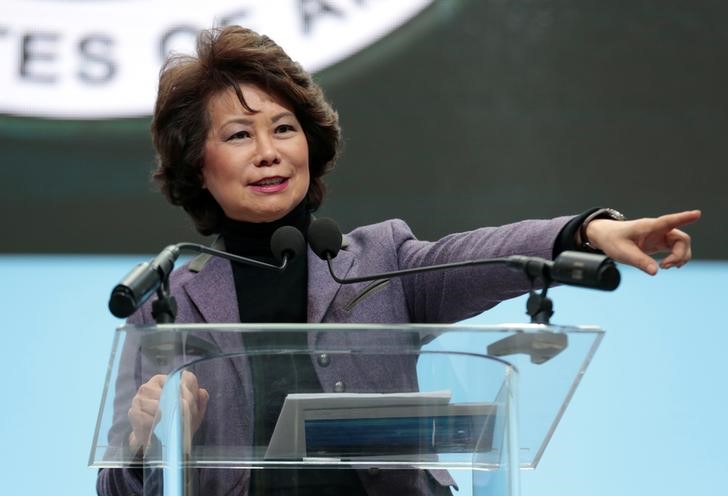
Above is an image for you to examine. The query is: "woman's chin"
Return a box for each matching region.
[227,207,294,224]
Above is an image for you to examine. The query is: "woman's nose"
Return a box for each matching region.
[254,135,281,167]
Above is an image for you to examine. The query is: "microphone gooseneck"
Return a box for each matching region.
[307,218,510,284]
[306,217,620,291]
[307,217,620,325]
[108,226,306,320]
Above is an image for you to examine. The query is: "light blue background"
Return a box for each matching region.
[0,256,725,495]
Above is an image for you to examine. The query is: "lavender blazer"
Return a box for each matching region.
[97,216,570,496]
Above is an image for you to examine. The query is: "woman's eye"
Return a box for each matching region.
[227,130,250,141]
[275,124,295,134]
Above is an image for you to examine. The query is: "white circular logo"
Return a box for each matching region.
[0,0,433,119]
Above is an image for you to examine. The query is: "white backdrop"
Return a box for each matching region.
[0,0,432,118]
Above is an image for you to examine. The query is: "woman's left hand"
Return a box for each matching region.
[584,210,702,275]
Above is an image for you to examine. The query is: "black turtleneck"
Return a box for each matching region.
[221,200,311,325]
[220,201,366,496]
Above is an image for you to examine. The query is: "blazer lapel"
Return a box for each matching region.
[185,232,355,325]
[307,246,354,324]
[307,245,353,351]
[183,245,355,359]
[183,256,239,324]
[182,257,249,379]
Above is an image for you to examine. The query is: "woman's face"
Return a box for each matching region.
[203,84,309,223]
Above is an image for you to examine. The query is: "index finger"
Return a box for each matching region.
[653,210,701,230]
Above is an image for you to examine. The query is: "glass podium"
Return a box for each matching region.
[90,324,603,496]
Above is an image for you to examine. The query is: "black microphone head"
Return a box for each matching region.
[597,262,621,291]
[552,251,621,291]
[270,225,306,264]
[307,217,343,260]
[108,261,160,318]
[109,286,138,319]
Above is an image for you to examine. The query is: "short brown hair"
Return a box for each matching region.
[151,26,341,235]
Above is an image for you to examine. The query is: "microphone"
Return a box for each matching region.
[108,245,180,319]
[270,225,307,266]
[307,218,620,291]
[308,217,342,260]
[108,226,306,319]
[507,251,620,291]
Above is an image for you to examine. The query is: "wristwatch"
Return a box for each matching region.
[580,207,626,252]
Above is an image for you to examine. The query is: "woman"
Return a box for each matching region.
[97,26,699,496]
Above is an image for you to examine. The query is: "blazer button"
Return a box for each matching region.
[334,380,346,393]
[317,353,330,367]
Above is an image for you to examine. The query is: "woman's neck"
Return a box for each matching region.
[220,201,311,257]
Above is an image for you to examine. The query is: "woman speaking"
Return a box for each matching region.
[97,26,699,496]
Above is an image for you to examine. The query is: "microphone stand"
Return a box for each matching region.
[151,280,178,324]
[525,276,554,324]
[509,255,555,324]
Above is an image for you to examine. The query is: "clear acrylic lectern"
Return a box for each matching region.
[90,324,603,496]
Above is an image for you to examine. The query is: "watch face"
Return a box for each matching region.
[604,208,626,221]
